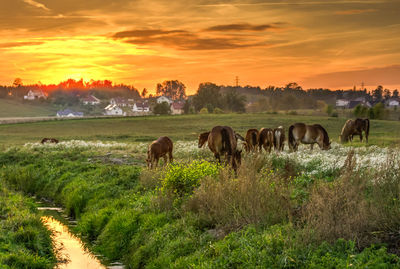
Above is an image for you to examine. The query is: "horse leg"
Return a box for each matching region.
[215,153,221,164]
[155,157,159,168]
[310,144,314,151]
[163,155,168,166]
[365,132,368,143]
[168,151,173,163]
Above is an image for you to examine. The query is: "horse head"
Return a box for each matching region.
[198,132,210,148]
[232,149,242,171]
[323,140,332,150]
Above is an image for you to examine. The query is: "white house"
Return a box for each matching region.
[82,95,100,105]
[335,99,350,108]
[56,109,84,118]
[104,104,126,116]
[386,98,400,108]
[24,89,47,100]
[110,97,134,107]
[157,96,172,105]
[132,102,150,113]
[171,101,184,115]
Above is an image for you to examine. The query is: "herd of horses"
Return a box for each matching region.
[146,118,370,170]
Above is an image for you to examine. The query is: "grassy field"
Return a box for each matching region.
[0,113,399,146]
[0,99,57,118]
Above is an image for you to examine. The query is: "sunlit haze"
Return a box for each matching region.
[1,0,400,93]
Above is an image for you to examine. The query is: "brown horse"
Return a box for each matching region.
[258,128,274,153]
[288,123,331,151]
[198,131,210,148]
[146,136,173,169]
[206,126,242,171]
[244,128,259,152]
[41,138,59,144]
[340,118,370,143]
[273,126,285,152]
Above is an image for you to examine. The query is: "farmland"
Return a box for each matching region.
[1,114,400,268]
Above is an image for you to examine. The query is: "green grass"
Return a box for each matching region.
[0,99,57,118]
[0,113,399,146]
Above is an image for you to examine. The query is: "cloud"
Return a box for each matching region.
[204,23,282,32]
[334,9,377,15]
[22,0,50,11]
[0,42,44,48]
[112,28,265,50]
[302,65,400,88]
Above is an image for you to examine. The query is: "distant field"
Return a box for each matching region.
[0,99,57,117]
[0,113,399,147]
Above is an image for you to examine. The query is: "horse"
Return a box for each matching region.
[258,128,274,153]
[339,118,370,143]
[288,123,331,151]
[206,126,242,171]
[244,128,259,152]
[146,136,173,169]
[273,126,285,152]
[199,130,244,148]
[41,138,59,144]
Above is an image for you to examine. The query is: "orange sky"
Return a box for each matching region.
[1,0,400,94]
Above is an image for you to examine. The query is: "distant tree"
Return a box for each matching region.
[153,102,171,115]
[183,100,191,114]
[325,104,333,116]
[223,88,246,112]
[156,80,186,100]
[206,103,214,113]
[192,82,222,112]
[13,78,22,87]
[284,82,302,91]
[372,85,383,102]
[353,104,368,117]
[393,89,399,98]
[141,88,148,98]
[383,88,391,100]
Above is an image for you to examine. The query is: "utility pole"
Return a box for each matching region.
[235,76,239,87]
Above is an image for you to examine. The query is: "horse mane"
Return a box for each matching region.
[221,128,232,155]
[313,124,329,145]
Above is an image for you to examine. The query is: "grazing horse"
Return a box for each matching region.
[207,126,242,171]
[198,131,210,148]
[146,136,173,169]
[41,138,59,144]
[339,118,370,143]
[273,126,285,152]
[244,128,259,152]
[288,123,331,151]
[258,128,274,153]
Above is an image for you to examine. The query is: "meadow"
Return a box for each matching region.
[0,113,399,146]
[1,114,400,268]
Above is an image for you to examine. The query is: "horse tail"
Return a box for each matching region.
[251,132,257,147]
[221,128,232,156]
[288,125,295,149]
[365,118,370,139]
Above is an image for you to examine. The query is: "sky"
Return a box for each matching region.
[1,0,399,94]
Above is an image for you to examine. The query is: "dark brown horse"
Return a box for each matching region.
[206,126,242,171]
[288,123,331,151]
[244,128,259,152]
[340,118,370,143]
[258,128,274,153]
[146,136,173,169]
[273,126,285,152]
[41,138,59,144]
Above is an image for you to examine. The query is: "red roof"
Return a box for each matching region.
[171,102,184,110]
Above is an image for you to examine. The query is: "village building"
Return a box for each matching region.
[110,97,135,107]
[156,96,172,105]
[56,109,84,118]
[132,101,150,113]
[385,98,400,108]
[104,104,126,116]
[335,99,350,108]
[81,95,100,105]
[171,101,185,115]
[24,89,47,100]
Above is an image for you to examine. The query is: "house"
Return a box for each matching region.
[132,101,150,113]
[157,96,172,105]
[335,99,350,108]
[171,101,184,115]
[24,89,47,100]
[348,100,372,109]
[81,95,100,105]
[385,98,400,108]
[110,97,134,107]
[104,104,126,116]
[56,109,84,118]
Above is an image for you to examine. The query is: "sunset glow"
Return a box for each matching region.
[1,0,400,93]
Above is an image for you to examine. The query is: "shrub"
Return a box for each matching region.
[199,107,208,114]
[213,107,224,114]
[160,161,219,201]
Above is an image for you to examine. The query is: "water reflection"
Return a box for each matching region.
[41,216,106,269]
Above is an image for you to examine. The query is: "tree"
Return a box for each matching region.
[141,88,148,98]
[372,85,383,102]
[156,80,186,100]
[192,82,222,112]
[153,102,171,115]
[393,89,399,98]
[13,78,22,87]
[223,88,246,112]
[383,88,391,100]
